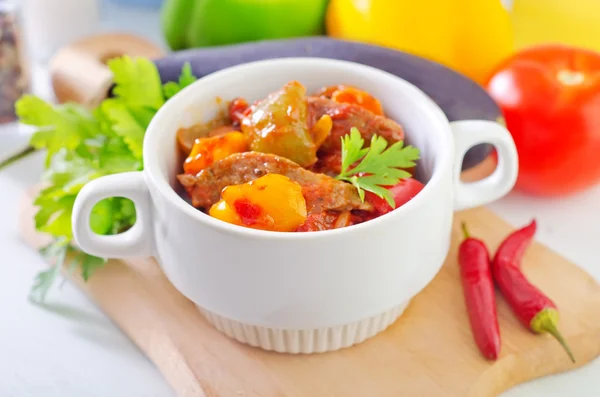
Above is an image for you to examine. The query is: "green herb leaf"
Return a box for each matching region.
[79,253,107,282]
[17,56,198,301]
[17,97,101,166]
[107,56,165,110]
[30,241,107,302]
[339,129,369,174]
[30,238,70,302]
[164,62,198,99]
[90,199,114,235]
[336,127,420,208]
[38,203,74,239]
[99,99,146,159]
[41,150,103,196]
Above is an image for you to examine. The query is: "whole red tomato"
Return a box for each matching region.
[485,44,600,196]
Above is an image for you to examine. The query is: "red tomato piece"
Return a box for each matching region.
[233,198,263,226]
[229,98,250,125]
[485,44,600,196]
[365,178,425,215]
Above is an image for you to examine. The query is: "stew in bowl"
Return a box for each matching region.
[176,81,425,233]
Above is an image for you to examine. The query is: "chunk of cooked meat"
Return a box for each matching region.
[295,210,352,232]
[307,96,405,152]
[309,151,342,177]
[177,152,372,213]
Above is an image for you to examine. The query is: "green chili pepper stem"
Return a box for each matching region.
[461,222,470,239]
[0,146,36,171]
[531,308,575,363]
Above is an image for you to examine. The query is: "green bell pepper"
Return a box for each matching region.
[161,0,329,50]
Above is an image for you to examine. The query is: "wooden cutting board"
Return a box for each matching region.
[18,172,600,397]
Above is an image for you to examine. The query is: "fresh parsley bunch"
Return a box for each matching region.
[16,56,197,301]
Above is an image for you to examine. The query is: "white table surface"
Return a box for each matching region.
[1,4,599,397]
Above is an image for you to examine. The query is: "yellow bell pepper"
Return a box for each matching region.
[209,173,308,232]
[511,0,600,53]
[326,0,515,84]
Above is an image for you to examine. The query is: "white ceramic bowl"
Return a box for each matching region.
[72,58,518,353]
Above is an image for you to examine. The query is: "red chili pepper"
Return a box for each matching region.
[458,223,501,360]
[492,220,575,363]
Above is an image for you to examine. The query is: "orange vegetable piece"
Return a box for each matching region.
[209,173,307,232]
[183,132,249,175]
[331,87,384,115]
[311,114,332,149]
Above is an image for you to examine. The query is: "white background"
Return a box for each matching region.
[1,2,599,396]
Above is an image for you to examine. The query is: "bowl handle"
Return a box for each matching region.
[451,120,518,211]
[72,171,155,258]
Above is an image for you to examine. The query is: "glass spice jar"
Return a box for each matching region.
[0,0,28,124]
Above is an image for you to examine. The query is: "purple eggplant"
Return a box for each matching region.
[155,37,500,170]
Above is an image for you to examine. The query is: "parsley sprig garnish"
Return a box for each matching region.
[336,127,420,208]
[17,57,198,302]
